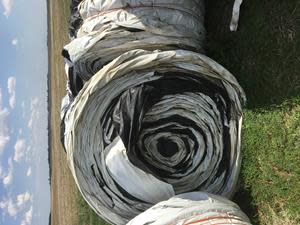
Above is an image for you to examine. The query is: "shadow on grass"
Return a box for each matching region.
[205,0,300,109]
[233,181,259,225]
[206,1,300,224]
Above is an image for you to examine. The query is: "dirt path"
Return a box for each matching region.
[48,0,80,224]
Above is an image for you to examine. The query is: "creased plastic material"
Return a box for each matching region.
[127,192,251,225]
[63,49,245,224]
[230,0,243,31]
[61,0,248,224]
[62,0,205,96]
[69,0,84,38]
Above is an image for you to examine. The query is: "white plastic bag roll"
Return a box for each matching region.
[127,192,251,225]
[62,0,205,95]
[61,1,248,224]
[63,49,246,224]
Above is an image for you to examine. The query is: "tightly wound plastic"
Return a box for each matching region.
[63,0,205,96]
[63,49,246,224]
[61,0,247,224]
[127,192,251,225]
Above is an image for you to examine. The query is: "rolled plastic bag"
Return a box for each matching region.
[62,0,205,96]
[127,192,251,225]
[63,49,246,225]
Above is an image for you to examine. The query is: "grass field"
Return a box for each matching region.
[206,1,300,224]
[49,0,300,224]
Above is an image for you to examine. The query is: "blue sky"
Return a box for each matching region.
[0,0,50,225]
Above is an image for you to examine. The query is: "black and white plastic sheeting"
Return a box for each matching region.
[69,0,83,39]
[63,49,246,224]
[127,192,251,225]
[61,0,248,224]
[62,0,205,96]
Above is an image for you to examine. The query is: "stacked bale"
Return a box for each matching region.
[61,0,249,224]
[127,192,251,225]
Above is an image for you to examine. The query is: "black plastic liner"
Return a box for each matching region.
[102,73,231,192]
[69,0,83,38]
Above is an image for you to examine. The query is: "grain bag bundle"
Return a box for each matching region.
[127,192,251,225]
[63,49,246,224]
[61,0,247,224]
[62,0,205,96]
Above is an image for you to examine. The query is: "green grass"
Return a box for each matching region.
[234,100,300,224]
[206,0,300,224]
[206,0,300,108]
[67,0,300,224]
[76,193,110,225]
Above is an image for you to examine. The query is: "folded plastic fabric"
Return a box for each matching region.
[61,0,248,224]
[69,0,84,38]
[127,192,251,225]
[230,0,243,31]
[63,49,246,224]
[62,0,205,96]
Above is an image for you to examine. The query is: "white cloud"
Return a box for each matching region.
[21,101,26,118]
[17,192,32,207]
[11,38,18,46]
[7,199,17,217]
[25,206,33,223]
[3,171,12,186]
[26,96,48,164]
[27,98,39,129]
[0,192,33,219]
[27,119,33,129]
[26,167,32,177]
[0,135,10,154]
[0,89,10,155]
[25,145,32,162]
[0,199,7,208]
[7,77,16,94]
[20,206,33,225]
[1,0,13,17]
[13,139,26,163]
[7,76,16,108]
[30,98,39,110]
[0,199,17,217]
[3,158,13,187]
